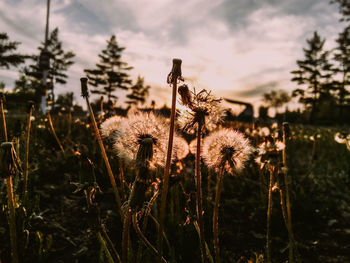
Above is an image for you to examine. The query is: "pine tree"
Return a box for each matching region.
[20,28,75,107]
[333,25,350,119]
[126,76,150,106]
[0,32,27,69]
[331,0,350,21]
[291,31,334,122]
[84,35,133,103]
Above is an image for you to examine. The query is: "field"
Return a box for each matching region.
[0,96,350,263]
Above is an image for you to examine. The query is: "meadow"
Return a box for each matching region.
[0,78,350,263]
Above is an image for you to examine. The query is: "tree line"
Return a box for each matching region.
[0,29,150,112]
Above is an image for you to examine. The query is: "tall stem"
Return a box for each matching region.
[266,166,275,263]
[213,168,224,263]
[122,209,132,263]
[282,123,298,262]
[85,96,122,215]
[47,112,65,154]
[196,122,207,263]
[23,106,33,201]
[158,59,181,261]
[1,99,18,263]
[97,231,115,263]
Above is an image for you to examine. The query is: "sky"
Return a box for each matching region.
[0,0,346,112]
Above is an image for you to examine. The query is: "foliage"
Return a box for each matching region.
[84,35,133,103]
[0,32,27,69]
[125,76,150,106]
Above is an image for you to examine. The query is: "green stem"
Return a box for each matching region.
[97,231,115,263]
[213,169,224,263]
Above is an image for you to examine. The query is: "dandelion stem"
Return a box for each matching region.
[1,98,18,263]
[266,166,275,263]
[213,168,224,263]
[47,112,65,154]
[23,104,34,201]
[158,59,181,261]
[97,231,115,263]
[196,121,208,263]
[122,209,132,263]
[101,226,122,263]
[132,213,168,263]
[84,91,122,216]
[282,123,299,263]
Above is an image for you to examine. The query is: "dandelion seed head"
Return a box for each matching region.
[178,88,224,133]
[202,129,252,174]
[173,136,190,160]
[113,111,170,169]
[100,115,124,140]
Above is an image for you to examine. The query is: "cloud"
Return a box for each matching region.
[0,0,345,109]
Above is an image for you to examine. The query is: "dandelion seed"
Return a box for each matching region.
[202,129,252,174]
[113,111,170,169]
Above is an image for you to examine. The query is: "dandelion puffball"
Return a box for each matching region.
[202,129,253,174]
[113,111,170,169]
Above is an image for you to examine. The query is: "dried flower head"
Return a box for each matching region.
[178,88,224,133]
[257,137,284,166]
[202,129,252,174]
[80,77,89,98]
[0,142,21,178]
[167,58,183,84]
[100,115,125,140]
[113,111,170,169]
[178,84,192,106]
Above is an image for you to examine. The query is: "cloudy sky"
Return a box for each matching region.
[0,0,345,110]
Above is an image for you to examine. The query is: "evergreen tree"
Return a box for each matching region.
[84,35,133,103]
[291,31,334,122]
[263,89,291,116]
[333,25,350,118]
[126,76,150,106]
[331,0,350,21]
[19,28,75,106]
[0,32,27,69]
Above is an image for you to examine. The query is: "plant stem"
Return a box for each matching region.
[1,98,18,263]
[158,61,179,261]
[97,231,115,263]
[196,122,207,263]
[47,112,65,154]
[213,168,224,263]
[282,125,298,263]
[132,214,168,263]
[101,226,122,263]
[266,166,275,263]
[23,105,33,201]
[85,96,122,215]
[122,209,132,263]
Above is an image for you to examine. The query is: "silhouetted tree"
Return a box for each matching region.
[84,35,133,103]
[0,33,27,69]
[263,89,291,116]
[291,31,333,122]
[126,76,150,106]
[20,28,75,107]
[333,25,350,119]
[331,0,350,21]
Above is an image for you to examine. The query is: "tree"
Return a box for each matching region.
[19,28,75,107]
[333,25,350,119]
[126,76,150,106]
[291,31,334,122]
[263,89,291,116]
[331,0,350,21]
[0,32,27,69]
[84,35,133,103]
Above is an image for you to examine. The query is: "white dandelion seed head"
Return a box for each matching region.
[173,136,190,160]
[113,111,170,169]
[100,115,125,139]
[202,129,253,174]
[259,127,270,137]
[177,88,224,133]
[189,139,197,155]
